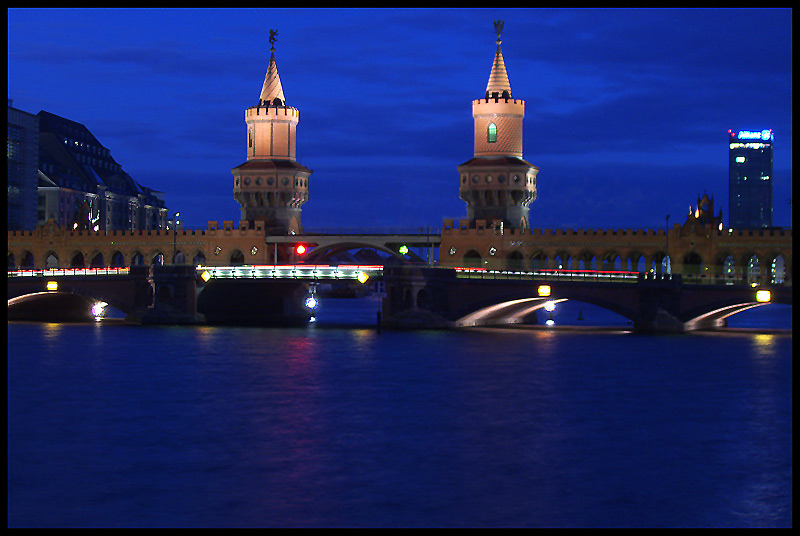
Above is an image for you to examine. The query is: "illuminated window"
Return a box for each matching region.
[735,156,745,163]
[487,123,497,143]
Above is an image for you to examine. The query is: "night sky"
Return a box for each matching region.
[8,8,793,231]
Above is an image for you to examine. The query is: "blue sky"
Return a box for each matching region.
[7,8,793,231]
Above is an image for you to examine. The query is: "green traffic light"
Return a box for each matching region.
[399,245,409,255]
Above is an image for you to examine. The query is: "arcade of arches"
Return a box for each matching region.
[441,214,792,286]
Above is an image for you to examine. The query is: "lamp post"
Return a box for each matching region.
[172,211,180,264]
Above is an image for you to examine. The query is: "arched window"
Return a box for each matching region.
[487,123,497,143]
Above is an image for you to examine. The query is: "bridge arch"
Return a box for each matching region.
[301,241,409,264]
[110,251,126,268]
[229,249,245,265]
[45,251,59,269]
[89,251,104,268]
[743,253,761,284]
[192,250,207,266]
[69,251,85,268]
[576,250,597,271]
[530,250,548,270]
[768,253,786,284]
[682,251,703,276]
[554,250,572,270]
[463,249,482,268]
[506,250,524,270]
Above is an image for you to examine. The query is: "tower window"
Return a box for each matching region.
[248,128,253,148]
[487,123,497,143]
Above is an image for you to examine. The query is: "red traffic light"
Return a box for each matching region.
[295,244,307,255]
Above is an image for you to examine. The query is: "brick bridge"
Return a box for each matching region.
[379,266,792,333]
[6,264,792,333]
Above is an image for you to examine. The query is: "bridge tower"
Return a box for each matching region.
[458,21,538,230]
[232,30,312,235]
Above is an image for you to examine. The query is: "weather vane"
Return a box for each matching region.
[269,29,278,51]
[494,20,504,41]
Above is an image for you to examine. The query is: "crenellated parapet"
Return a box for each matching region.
[439,217,792,285]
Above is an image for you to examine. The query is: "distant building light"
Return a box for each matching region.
[735,156,746,163]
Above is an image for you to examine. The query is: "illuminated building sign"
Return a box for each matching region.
[736,129,773,141]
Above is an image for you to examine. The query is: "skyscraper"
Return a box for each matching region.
[728,129,773,228]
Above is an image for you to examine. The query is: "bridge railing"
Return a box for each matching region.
[453,267,641,283]
[7,267,131,277]
[197,264,384,280]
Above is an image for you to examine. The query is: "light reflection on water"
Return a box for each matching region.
[7,303,792,528]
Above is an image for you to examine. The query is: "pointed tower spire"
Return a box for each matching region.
[485,20,512,98]
[260,30,286,105]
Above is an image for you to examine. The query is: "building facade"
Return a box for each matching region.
[7,101,40,230]
[232,33,312,234]
[728,128,773,229]
[36,110,168,232]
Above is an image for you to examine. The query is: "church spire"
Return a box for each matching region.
[260,30,286,106]
[485,20,512,98]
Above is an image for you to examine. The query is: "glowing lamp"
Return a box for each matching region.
[295,244,307,255]
[46,281,58,292]
[305,296,318,309]
[756,290,771,303]
[357,271,369,284]
[91,302,107,318]
[537,285,551,297]
[399,245,409,255]
[200,270,212,282]
[544,300,556,312]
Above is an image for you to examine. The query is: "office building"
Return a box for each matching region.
[728,129,773,228]
[7,100,40,230]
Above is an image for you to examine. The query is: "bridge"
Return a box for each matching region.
[7,262,792,333]
[378,265,792,333]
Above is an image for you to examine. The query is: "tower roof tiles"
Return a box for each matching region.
[485,39,512,98]
[260,50,286,106]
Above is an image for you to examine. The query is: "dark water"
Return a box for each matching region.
[7,300,792,527]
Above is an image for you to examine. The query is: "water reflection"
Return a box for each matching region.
[751,334,777,359]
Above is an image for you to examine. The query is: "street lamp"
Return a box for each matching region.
[172,211,180,264]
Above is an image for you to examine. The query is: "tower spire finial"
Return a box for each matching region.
[494,20,504,42]
[269,29,278,52]
[486,21,511,98]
